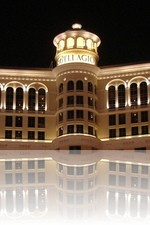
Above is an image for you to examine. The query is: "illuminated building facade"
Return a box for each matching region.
[0,23,150,150]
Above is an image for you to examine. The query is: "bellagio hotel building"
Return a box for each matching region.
[0,23,150,150]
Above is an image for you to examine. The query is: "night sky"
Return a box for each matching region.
[0,0,149,68]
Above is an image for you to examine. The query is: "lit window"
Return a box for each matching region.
[86,39,93,50]
[58,40,65,51]
[67,37,74,48]
[77,37,85,48]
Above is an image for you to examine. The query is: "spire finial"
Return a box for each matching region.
[72,23,82,29]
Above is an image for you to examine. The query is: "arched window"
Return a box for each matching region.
[67,81,74,91]
[16,87,23,110]
[86,39,93,50]
[28,88,36,111]
[38,88,45,111]
[59,83,63,93]
[77,37,85,48]
[130,83,137,106]
[58,40,65,51]
[6,87,13,110]
[118,84,125,108]
[108,86,115,109]
[140,82,148,105]
[88,82,93,92]
[76,80,83,91]
[67,37,74,48]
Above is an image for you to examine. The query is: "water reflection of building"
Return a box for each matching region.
[0,150,150,224]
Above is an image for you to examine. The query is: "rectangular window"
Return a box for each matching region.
[59,127,63,136]
[141,165,148,174]
[76,96,83,105]
[67,110,74,120]
[76,167,83,175]
[5,161,12,170]
[88,165,94,174]
[59,98,63,108]
[38,160,45,169]
[5,174,13,184]
[15,161,22,169]
[67,125,74,133]
[28,160,35,169]
[38,117,45,128]
[15,131,22,139]
[141,111,148,122]
[131,164,138,173]
[109,129,116,138]
[118,175,126,186]
[38,131,45,140]
[88,111,94,121]
[15,173,22,184]
[76,124,83,133]
[5,130,12,139]
[109,174,116,185]
[15,116,22,127]
[38,172,45,183]
[67,167,74,175]
[131,176,138,187]
[88,126,94,135]
[76,110,83,119]
[131,127,138,136]
[119,163,126,172]
[67,96,74,106]
[5,116,13,126]
[28,173,35,183]
[141,126,148,134]
[119,128,126,137]
[119,114,126,124]
[109,115,116,125]
[59,112,63,122]
[88,97,93,107]
[67,180,74,190]
[109,162,116,171]
[141,178,148,189]
[131,113,138,123]
[28,131,35,140]
[28,117,35,127]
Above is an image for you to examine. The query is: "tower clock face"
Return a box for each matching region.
[57,53,96,66]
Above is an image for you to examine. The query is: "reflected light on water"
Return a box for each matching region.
[0,149,150,225]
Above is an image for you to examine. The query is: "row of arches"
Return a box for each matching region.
[107,78,149,109]
[59,80,95,93]
[57,37,97,52]
[0,83,47,111]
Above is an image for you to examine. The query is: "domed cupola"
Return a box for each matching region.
[53,23,101,66]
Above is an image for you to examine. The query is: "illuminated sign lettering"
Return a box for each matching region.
[57,53,96,65]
